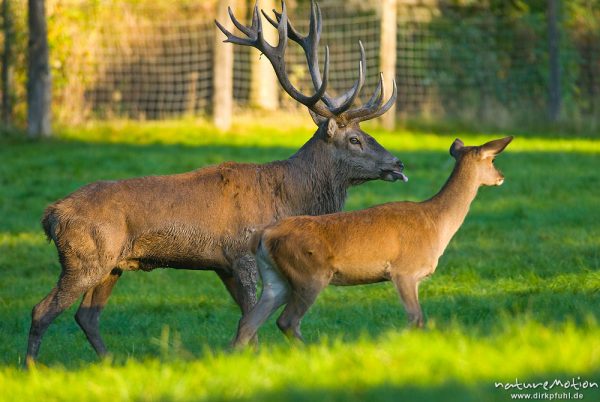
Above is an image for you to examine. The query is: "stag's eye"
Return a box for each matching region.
[349,137,361,145]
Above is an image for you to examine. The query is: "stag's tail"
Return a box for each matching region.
[41,205,59,243]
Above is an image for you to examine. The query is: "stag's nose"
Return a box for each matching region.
[393,158,404,171]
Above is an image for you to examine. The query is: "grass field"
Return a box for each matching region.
[0,117,599,401]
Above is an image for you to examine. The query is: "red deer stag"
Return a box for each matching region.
[233,137,513,346]
[26,0,405,365]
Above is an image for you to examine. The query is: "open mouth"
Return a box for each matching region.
[381,170,408,183]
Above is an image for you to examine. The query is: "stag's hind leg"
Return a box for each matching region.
[26,268,105,367]
[75,269,122,357]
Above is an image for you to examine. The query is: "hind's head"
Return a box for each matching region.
[449,136,513,186]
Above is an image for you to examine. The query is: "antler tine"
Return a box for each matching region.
[343,72,385,121]
[228,6,255,38]
[329,41,366,116]
[253,4,267,46]
[362,79,398,121]
[262,8,304,43]
[345,78,398,123]
[215,19,254,46]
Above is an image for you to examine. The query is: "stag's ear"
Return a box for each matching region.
[449,138,465,159]
[480,136,513,158]
[326,118,339,139]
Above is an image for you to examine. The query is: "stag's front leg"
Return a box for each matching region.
[216,254,259,314]
[232,254,259,312]
[392,274,424,328]
[218,255,260,346]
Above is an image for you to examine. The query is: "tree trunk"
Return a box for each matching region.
[1,0,13,124]
[547,0,561,122]
[27,0,51,137]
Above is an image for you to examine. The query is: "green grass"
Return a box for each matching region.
[0,117,599,401]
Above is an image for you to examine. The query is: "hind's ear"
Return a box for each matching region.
[449,138,464,159]
[326,118,339,139]
[481,136,513,158]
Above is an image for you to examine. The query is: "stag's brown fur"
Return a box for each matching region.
[233,137,513,346]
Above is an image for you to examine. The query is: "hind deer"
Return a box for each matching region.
[233,136,513,346]
[26,0,405,365]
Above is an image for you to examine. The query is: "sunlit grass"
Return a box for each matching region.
[53,115,600,153]
[0,321,598,402]
[0,117,599,401]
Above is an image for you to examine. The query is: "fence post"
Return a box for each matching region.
[27,0,51,138]
[213,0,234,130]
[379,0,397,130]
[547,0,561,122]
[250,0,278,110]
[2,0,13,124]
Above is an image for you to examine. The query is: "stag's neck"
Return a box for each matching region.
[280,136,349,216]
[425,162,480,242]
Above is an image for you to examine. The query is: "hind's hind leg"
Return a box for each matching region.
[26,269,105,367]
[75,269,122,357]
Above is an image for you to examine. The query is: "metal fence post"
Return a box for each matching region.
[379,0,397,130]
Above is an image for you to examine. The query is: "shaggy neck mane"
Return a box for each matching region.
[275,129,350,217]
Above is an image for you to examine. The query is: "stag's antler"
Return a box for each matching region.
[216,0,397,125]
[261,1,365,116]
[215,1,334,119]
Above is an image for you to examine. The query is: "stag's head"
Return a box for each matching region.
[216,0,406,183]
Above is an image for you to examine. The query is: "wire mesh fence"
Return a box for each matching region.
[2,0,600,128]
[53,1,217,121]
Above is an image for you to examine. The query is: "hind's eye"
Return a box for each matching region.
[349,137,361,145]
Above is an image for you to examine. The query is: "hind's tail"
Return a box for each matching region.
[249,229,265,255]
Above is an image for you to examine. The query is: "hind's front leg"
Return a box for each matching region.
[392,274,424,328]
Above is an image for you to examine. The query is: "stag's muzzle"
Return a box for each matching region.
[381,159,408,183]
